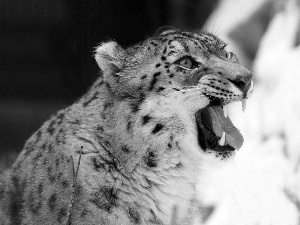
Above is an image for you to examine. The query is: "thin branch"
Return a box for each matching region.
[65,146,83,225]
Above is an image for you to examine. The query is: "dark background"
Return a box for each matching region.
[0,0,219,170]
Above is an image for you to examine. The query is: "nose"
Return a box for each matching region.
[229,73,253,98]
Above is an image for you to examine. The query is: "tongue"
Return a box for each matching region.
[201,106,244,150]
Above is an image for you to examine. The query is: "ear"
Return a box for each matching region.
[94,41,125,74]
[155,26,180,35]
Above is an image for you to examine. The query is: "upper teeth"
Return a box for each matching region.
[223,105,228,118]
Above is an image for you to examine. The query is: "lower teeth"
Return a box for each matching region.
[218,132,226,146]
[242,99,247,112]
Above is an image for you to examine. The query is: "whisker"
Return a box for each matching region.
[166,87,203,97]
[184,94,206,102]
[186,91,219,103]
[185,95,211,103]
[182,91,207,101]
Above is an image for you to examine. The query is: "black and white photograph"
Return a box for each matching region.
[0,0,300,224]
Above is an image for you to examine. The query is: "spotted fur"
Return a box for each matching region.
[0,27,251,224]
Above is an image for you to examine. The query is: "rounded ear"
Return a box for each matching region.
[155,26,180,35]
[94,41,125,74]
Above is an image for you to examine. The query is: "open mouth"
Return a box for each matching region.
[195,103,244,153]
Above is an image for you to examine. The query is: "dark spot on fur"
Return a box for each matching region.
[169,74,174,78]
[35,130,42,144]
[81,208,88,218]
[121,145,130,153]
[127,121,132,131]
[96,125,104,132]
[141,74,147,79]
[28,190,41,214]
[155,63,161,68]
[91,156,104,171]
[56,113,65,125]
[83,91,99,107]
[144,150,157,168]
[150,41,158,47]
[42,158,47,166]
[55,157,60,167]
[106,158,120,173]
[149,209,162,224]
[144,177,154,188]
[142,115,152,125]
[55,128,64,143]
[130,103,140,113]
[47,120,56,135]
[152,123,164,134]
[144,177,153,187]
[104,140,111,147]
[57,171,63,181]
[162,47,167,54]
[24,142,35,157]
[149,72,161,91]
[48,143,54,153]
[38,183,43,194]
[48,193,57,212]
[176,162,183,168]
[168,50,176,56]
[62,180,69,188]
[32,151,43,163]
[0,184,4,201]
[57,171,63,180]
[75,184,83,196]
[157,87,165,92]
[173,88,180,91]
[9,175,25,224]
[167,143,172,148]
[47,166,56,183]
[129,93,146,113]
[128,207,141,224]
[57,207,67,222]
[161,56,166,61]
[69,119,81,125]
[89,186,118,212]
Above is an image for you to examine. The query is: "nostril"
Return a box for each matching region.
[229,74,252,92]
[229,79,246,91]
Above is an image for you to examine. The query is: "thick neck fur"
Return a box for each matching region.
[67,77,204,224]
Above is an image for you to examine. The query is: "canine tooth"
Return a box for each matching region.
[242,99,247,112]
[223,105,228,118]
[219,132,226,146]
[247,80,254,98]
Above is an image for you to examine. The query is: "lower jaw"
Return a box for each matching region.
[195,108,236,159]
[205,149,235,160]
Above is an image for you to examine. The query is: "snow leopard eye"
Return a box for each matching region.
[176,56,199,70]
[226,52,233,59]
[219,49,233,60]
